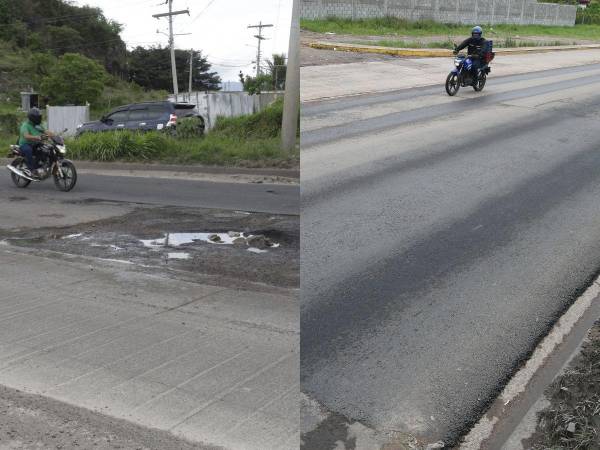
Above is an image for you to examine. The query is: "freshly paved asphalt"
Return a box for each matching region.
[301,63,600,444]
[1,172,299,215]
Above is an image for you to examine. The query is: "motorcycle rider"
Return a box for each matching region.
[454,26,487,83]
[18,107,53,178]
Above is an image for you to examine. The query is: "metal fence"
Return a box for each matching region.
[300,0,577,26]
[47,106,89,137]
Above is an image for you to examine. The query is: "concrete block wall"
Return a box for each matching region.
[300,0,577,26]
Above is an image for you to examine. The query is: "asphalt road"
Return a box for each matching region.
[0,171,299,215]
[301,62,600,445]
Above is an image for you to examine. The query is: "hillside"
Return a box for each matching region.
[0,0,221,110]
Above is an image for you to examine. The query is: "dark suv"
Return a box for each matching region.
[76,101,204,136]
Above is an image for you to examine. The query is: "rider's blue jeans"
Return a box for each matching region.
[19,144,35,170]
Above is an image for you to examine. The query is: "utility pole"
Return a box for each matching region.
[281,0,299,153]
[248,22,273,78]
[188,49,194,99]
[152,0,189,98]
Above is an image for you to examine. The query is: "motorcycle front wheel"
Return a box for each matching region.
[10,158,31,189]
[54,160,77,192]
[446,73,460,96]
[473,73,487,92]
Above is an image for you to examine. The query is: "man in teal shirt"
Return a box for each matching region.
[18,108,53,177]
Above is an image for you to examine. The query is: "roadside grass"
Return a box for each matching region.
[67,132,293,167]
[357,38,574,49]
[529,322,600,449]
[301,17,600,41]
[66,100,298,168]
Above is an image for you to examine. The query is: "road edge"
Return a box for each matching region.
[459,276,600,449]
[0,158,300,179]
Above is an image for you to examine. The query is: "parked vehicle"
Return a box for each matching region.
[75,101,204,136]
[445,42,495,96]
[6,133,77,192]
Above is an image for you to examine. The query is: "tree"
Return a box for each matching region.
[266,53,287,91]
[0,0,127,76]
[128,46,221,92]
[240,73,274,95]
[44,25,84,55]
[240,53,287,94]
[40,53,107,105]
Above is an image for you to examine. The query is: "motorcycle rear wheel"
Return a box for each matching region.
[446,73,460,96]
[10,158,31,189]
[473,73,487,92]
[53,160,77,192]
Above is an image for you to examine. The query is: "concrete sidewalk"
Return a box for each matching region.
[301,49,600,101]
[0,246,299,450]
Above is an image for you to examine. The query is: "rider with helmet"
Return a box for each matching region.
[18,107,53,178]
[454,26,487,82]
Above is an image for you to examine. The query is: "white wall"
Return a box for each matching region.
[169,92,283,130]
[47,106,89,137]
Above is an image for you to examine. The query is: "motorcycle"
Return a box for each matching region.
[6,132,77,192]
[445,45,494,97]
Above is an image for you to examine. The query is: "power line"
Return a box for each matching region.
[190,0,216,23]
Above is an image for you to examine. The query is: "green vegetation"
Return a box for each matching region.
[240,54,287,94]
[301,17,600,41]
[359,38,573,49]
[128,46,221,92]
[66,100,297,168]
[0,0,220,112]
[40,53,107,106]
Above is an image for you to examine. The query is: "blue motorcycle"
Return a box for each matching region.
[445,46,494,96]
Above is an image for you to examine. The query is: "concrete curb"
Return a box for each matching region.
[307,41,600,58]
[459,278,600,449]
[0,158,299,179]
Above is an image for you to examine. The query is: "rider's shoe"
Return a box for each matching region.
[22,168,40,180]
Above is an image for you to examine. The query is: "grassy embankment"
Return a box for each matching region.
[301,17,600,49]
[66,99,297,168]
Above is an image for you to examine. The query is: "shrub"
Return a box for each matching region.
[212,98,283,139]
[0,112,22,136]
[41,53,107,106]
[176,116,205,139]
[69,130,168,161]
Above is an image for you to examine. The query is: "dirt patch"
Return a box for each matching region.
[527,320,600,449]
[0,384,216,450]
[0,206,299,289]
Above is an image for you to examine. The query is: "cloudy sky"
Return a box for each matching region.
[72,0,293,82]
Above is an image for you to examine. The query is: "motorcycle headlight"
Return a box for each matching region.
[56,145,66,154]
[455,61,460,67]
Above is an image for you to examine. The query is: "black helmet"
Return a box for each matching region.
[28,107,42,126]
[472,26,483,39]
